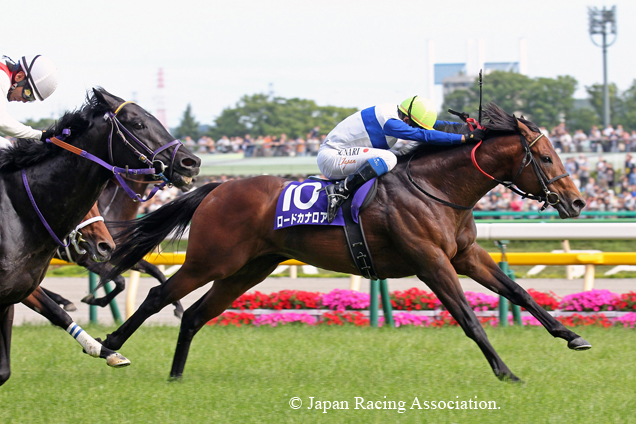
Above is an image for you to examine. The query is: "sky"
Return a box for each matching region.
[5,0,636,129]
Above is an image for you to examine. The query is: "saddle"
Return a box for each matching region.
[276,177,380,279]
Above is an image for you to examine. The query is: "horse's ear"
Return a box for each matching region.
[515,118,533,141]
[92,88,124,112]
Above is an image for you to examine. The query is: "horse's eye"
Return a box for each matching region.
[541,155,552,164]
[133,122,144,130]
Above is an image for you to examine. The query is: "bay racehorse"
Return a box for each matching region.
[44,179,185,318]
[39,201,113,312]
[22,202,117,351]
[0,88,200,385]
[103,103,589,382]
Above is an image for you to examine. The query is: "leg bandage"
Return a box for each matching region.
[66,322,102,357]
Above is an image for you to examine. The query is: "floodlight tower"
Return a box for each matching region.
[588,6,617,129]
[155,68,168,130]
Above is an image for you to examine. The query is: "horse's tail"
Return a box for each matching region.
[104,182,221,282]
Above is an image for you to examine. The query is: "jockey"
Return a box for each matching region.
[0,55,59,148]
[318,95,485,222]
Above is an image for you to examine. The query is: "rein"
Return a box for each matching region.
[407,131,569,211]
[54,215,105,261]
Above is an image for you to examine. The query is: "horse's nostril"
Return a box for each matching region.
[99,242,114,255]
[573,199,586,211]
[181,157,198,168]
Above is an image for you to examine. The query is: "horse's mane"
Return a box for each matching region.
[0,88,118,172]
[396,102,541,160]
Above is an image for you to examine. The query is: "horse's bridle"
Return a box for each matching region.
[24,100,185,247]
[54,215,105,261]
[105,101,183,190]
[471,133,570,210]
[407,131,570,211]
[45,101,184,203]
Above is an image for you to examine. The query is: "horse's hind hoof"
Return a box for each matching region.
[64,303,77,312]
[568,337,592,351]
[81,294,95,304]
[106,353,131,368]
[174,309,184,320]
[168,375,183,383]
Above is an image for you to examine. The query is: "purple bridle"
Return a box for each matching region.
[23,101,184,247]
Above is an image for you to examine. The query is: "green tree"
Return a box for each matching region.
[174,104,201,140]
[615,79,636,132]
[566,107,599,134]
[439,71,577,129]
[585,83,620,127]
[24,117,56,130]
[208,94,356,139]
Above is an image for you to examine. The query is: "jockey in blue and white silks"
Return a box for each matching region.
[318,96,485,222]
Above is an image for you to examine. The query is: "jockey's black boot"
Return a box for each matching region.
[325,161,380,223]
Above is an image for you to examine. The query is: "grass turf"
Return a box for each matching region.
[1,325,635,423]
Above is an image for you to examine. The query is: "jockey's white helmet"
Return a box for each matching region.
[19,55,59,101]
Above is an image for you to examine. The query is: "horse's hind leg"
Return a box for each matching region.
[170,257,281,380]
[132,260,184,319]
[23,287,130,368]
[451,243,590,349]
[40,287,77,312]
[81,262,124,308]
[418,255,520,382]
[0,304,14,385]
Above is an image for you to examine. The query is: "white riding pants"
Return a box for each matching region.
[317,145,397,180]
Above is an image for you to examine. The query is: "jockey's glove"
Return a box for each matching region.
[465,128,486,143]
[40,131,52,142]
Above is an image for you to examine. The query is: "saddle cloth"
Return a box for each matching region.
[274,179,376,230]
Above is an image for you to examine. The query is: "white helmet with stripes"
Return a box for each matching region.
[19,55,59,101]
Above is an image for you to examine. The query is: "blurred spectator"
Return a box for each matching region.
[572,129,588,152]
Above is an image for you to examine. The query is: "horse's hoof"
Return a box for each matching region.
[106,353,131,368]
[568,337,592,351]
[497,373,523,384]
[174,309,184,320]
[168,375,183,382]
[81,294,95,304]
[64,303,78,312]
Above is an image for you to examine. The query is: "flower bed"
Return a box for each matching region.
[206,289,636,329]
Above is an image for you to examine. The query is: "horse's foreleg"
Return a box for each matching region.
[24,287,130,368]
[170,259,281,380]
[451,244,591,350]
[133,260,184,319]
[0,304,14,385]
[418,256,520,382]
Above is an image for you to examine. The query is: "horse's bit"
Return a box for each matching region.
[54,215,105,261]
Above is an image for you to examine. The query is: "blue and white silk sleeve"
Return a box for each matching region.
[383,119,463,145]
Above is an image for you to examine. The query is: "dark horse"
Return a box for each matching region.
[103,103,589,382]
[0,88,200,385]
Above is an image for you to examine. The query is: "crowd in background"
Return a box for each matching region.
[182,127,325,157]
[140,153,636,215]
[184,122,636,156]
[547,123,636,153]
